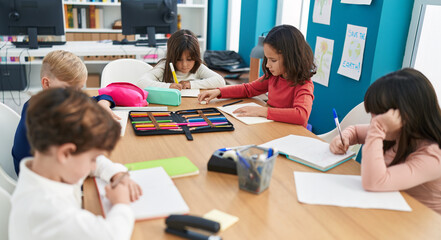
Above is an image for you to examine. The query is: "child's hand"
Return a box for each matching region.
[105,183,130,205]
[233,106,268,118]
[329,134,350,155]
[375,109,402,135]
[111,172,143,202]
[170,83,183,90]
[180,81,191,89]
[197,89,221,103]
[97,100,121,121]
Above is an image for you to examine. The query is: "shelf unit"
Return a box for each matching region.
[62,0,208,51]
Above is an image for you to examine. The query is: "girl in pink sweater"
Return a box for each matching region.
[197,25,316,127]
[330,68,441,214]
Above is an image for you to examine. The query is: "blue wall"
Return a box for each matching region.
[207,0,228,50]
[237,0,277,65]
[306,0,413,134]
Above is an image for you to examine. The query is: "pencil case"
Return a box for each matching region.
[145,87,181,106]
[129,108,234,140]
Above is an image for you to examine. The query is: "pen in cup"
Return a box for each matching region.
[332,108,345,149]
[169,62,179,84]
[222,99,243,107]
[111,171,130,189]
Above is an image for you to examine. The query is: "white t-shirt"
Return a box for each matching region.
[9,156,134,240]
[136,60,226,89]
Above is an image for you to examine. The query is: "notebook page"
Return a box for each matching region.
[294,171,411,211]
[217,102,273,125]
[260,134,354,169]
[181,89,200,97]
[112,110,128,136]
[95,167,189,220]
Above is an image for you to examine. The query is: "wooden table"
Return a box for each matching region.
[83,95,441,239]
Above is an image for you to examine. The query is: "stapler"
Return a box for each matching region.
[165,214,221,240]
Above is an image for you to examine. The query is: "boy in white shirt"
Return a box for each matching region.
[9,88,141,240]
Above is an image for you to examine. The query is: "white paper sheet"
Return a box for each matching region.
[337,24,367,81]
[313,0,333,25]
[181,89,200,97]
[95,167,190,220]
[312,36,334,87]
[294,172,412,211]
[341,0,372,5]
[112,110,128,136]
[217,102,273,125]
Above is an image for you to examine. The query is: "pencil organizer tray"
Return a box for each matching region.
[129,108,234,140]
[145,87,181,106]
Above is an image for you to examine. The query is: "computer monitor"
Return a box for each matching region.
[0,0,65,49]
[121,0,177,47]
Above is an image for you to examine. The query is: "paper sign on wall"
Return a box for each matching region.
[337,24,367,81]
[313,0,333,25]
[312,37,334,87]
[341,0,372,5]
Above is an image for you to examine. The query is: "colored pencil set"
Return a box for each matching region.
[129,108,234,138]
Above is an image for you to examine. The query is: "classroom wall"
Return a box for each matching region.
[238,0,277,65]
[306,0,414,134]
[207,0,228,50]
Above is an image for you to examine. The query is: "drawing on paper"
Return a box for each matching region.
[312,37,334,87]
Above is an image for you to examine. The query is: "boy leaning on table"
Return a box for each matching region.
[9,88,142,240]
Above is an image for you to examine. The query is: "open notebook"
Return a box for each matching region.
[94,167,189,221]
[259,134,355,171]
[217,102,273,125]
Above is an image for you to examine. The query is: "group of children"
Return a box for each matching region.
[7,24,441,239]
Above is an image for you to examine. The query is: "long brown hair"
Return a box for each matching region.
[261,25,316,85]
[364,68,441,166]
[162,29,202,83]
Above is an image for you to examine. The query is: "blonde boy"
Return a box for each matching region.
[9,88,136,240]
[12,50,119,175]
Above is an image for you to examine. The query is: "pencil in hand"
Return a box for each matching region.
[169,62,179,84]
[111,171,130,189]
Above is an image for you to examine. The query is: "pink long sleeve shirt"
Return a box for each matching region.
[343,118,441,214]
[219,75,314,127]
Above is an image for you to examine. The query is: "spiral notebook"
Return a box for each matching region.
[94,167,189,221]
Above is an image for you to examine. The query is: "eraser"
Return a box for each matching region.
[200,100,207,105]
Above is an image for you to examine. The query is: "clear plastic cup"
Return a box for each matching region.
[236,145,278,194]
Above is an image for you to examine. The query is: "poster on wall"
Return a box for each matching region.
[337,24,367,81]
[313,0,333,25]
[341,0,372,5]
[312,37,334,87]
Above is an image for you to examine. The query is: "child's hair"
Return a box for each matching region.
[262,25,316,85]
[364,68,441,166]
[26,88,121,155]
[162,29,202,83]
[40,50,87,86]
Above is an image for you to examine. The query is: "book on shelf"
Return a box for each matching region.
[72,8,78,29]
[89,5,96,28]
[94,167,190,221]
[259,134,355,171]
[81,8,87,29]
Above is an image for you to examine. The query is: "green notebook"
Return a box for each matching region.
[125,156,199,178]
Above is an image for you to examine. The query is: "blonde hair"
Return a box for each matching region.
[40,50,87,86]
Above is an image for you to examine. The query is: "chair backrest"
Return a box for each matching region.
[0,166,16,195]
[318,102,371,158]
[0,102,20,180]
[100,59,153,88]
[0,187,12,240]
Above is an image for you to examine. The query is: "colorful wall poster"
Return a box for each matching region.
[337,24,367,81]
[341,0,372,5]
[312,37,334,87]
[313,0,333,25]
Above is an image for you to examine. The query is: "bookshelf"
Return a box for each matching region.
[62,0,208,51]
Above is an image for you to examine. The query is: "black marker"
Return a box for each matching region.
[222,100,243,107]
